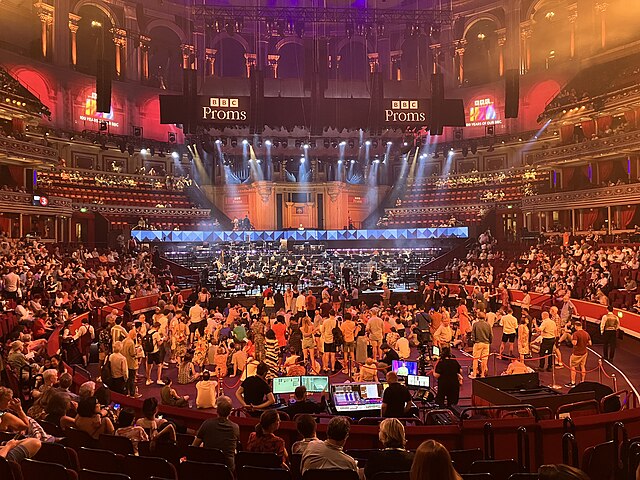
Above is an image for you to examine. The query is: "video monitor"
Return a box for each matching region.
[330,382,385,413]
[392,360,418,377]
[432,345,440,357]
[407,375,431,389]
[272,376,300,395]
[301,375,329,393]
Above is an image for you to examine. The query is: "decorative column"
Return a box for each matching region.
[139,35,151,80]
[520,21,533,73]
[367,53,379,74]
[35,2,54,59]
[267,54,280,78]
[390,50,402,80]
[455,40,466,86]
[595,3,609,49]
[111,28,127,78]
[244,53,257,78]
[181,44,196,70]
[496,29,506,76]
[68,13,81,66]
[205,48,217,76]
[568,4,578,58]
[429,44,442,74]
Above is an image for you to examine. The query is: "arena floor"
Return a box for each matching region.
[107,323,637,414]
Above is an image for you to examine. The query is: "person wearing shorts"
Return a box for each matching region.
[145,323,164,386]
[340,312,357,374]
[321,312,337,372]
[366,309,384,360]
[566,320,592,387]
[499,308,518,358]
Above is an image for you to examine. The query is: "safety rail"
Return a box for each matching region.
[459,405,541,423]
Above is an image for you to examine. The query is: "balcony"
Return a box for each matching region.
[0,190,71,215]
[522,182,640,212]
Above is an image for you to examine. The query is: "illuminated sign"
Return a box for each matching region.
[384,99,427,125]
[33,195,48,207]
[466,97,502,127]
[79,92,120,128]
[202,97,249,123]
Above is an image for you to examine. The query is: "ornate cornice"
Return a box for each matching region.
[387,204,484,215]
[525,130,640,165]
[0,137,58,164]
[0,191,72,215]
[522,183,640,212]
[73,203,211,218]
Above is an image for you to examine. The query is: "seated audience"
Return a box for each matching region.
[291,414,319,454]
[192,396,240,470]
[246,409,288,466]
[301,416,357,473]
[365,418,414,479]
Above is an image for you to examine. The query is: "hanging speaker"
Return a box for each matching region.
[505,69,520,119]
[430,73,445,135]
[96,59,112,113]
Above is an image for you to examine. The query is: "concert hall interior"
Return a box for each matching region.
[3,1,640,480]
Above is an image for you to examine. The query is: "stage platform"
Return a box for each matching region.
[132,227,469,244]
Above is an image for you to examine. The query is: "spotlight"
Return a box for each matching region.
[300,158,306,164]
[449,147,454,152]
[339,141,346,147]
[140,148,148,155]
[242,139,249,145]
[171,151,180,160]
[387,141,393,146]
[215,139,222,144]
[303,144,309,149]
[91,20,102,28]
[350,159,356,164]
[338,159,343,164]
[365,140,371,146]
[265,140,272,146]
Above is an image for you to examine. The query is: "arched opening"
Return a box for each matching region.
[338,40,368,82]
[215,37,247,77]
[399,37,430,82]
[148,26,183,91]
[464,19,500,86]
[278,42,305,79]
[530,2,570,70]
[75,5,116,77]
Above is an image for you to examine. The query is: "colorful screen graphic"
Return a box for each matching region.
[79,92,119,128]
[467,98,501,127]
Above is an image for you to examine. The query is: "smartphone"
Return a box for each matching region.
[113,403,121,410]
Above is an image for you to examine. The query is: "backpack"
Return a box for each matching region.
[99,327,112,352]
[332,325,344,345]
[142,331,156,353]
[101,355,112,383]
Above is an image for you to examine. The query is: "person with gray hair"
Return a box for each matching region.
[192,395,240,470]
[78,381,96,400]
[106,341,128,394]
[365,418,414,479]
[32,368,58,399]
[301,416,357,473]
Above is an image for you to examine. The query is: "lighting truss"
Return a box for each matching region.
[193,6,454,27]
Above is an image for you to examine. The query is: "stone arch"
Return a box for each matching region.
[145,19,187,44]
[72,0,119,28]
[211,32,251,53]
[335,36,373,56]
[275,36,304,52]
[463,14,503,40]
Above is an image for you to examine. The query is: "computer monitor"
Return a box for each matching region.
[392,360,418,377]
[301,375,329,393]
[407,375,431,389]
[272,376,300,395]
[432,345,440,357]
[330,382,385,413]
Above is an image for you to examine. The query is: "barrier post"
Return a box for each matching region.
[550,355,562,390]
[492,353,497,377]
[598,359,603,384]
